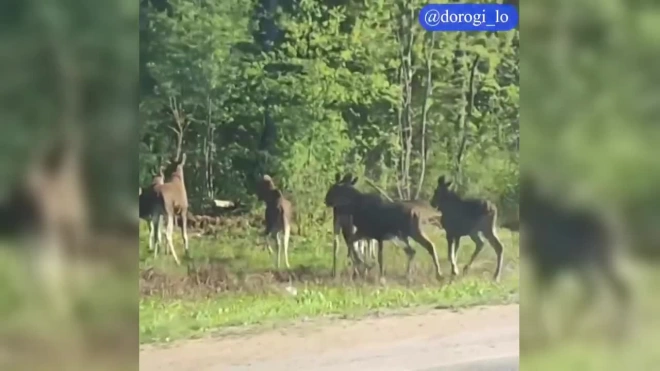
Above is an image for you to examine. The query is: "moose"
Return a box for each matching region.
[324,174,443,282]
[520,174,631,340]
[139,165,165,254]
[430,175,504,282]
[141,154,190,265]
[256,175,293,269]
[331,173,377,277]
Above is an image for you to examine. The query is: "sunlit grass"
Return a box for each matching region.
[139,221,520,344]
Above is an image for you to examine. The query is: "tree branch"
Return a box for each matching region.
[363,178,394,202]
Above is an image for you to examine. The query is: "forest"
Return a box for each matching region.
[139,0,520,224]
[137,0,520,343]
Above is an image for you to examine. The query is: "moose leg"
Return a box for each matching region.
[283,223,291,269]
[150,214,161,258]
[148,218,155,252]
[346,233,367,278]
[446,234,459,276]
[275,231,283,269]
[483,228,505,282]
[563,268,599,338]
[369,240,377,261]
[180,212,190,256]
[341,226,353,261]
[165,214,181,265]
[413,229,443,281]
[377,239,386,283]
[346,234,366,267]
[264,230,275,255]
[359,239,369,261]
[333,232,340,277]
[361,240,372,261]
[401,237,417,281]
[534,270,557,346]
[332,220,341,277]
[156,215,163,254]
[454,236,463,274]
[598,251,632,339]
[464,231,485,275]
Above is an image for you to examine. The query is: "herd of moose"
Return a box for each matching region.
[137,152,633,330]
[131,144,632,341]
[139,154,507,282]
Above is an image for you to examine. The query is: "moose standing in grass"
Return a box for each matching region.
[256,175,293,269]
[142,154,190,265]
[324,174,444,283]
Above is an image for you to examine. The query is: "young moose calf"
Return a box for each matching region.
[430,175,504,281]
[256,175,292,269]
[325,175,443,282]
[148,154,190,265]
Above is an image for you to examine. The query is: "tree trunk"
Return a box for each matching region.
[204,96,214,200]
[396,0,415,200]
[257,0,279,176]
[414,32,435,200]
[454,55,480,183]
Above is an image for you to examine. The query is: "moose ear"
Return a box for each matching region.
[437,175,445,185]
[351,176,359,185]
[335,173,341,183]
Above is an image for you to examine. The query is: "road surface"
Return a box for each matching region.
[140,304,519,371]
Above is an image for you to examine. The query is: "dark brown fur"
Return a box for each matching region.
[139,167,165,252]
[521,174,630,339]
[331,173,376,277]
[257,175,292,269]
[430,175,504,281]
[139,167,164,220]
[324,176,443,281]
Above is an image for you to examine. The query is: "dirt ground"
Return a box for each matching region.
[139,304,519,371]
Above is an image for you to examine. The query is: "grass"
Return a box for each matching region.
[519,260,660,370]
[139,218,520,344]
[0,242,137,371]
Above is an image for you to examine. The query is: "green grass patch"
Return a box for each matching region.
[140,276,518,343]
[139,220,520,343]
[519,260,660,370]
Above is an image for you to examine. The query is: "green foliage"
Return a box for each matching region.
[140,0,519,218]
[523,0,660,256]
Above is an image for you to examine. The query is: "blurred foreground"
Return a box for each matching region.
[0,0,137,370]
[521,0,660,369]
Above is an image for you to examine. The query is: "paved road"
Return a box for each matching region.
[140,304,519,371]
[421,356,519,370]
